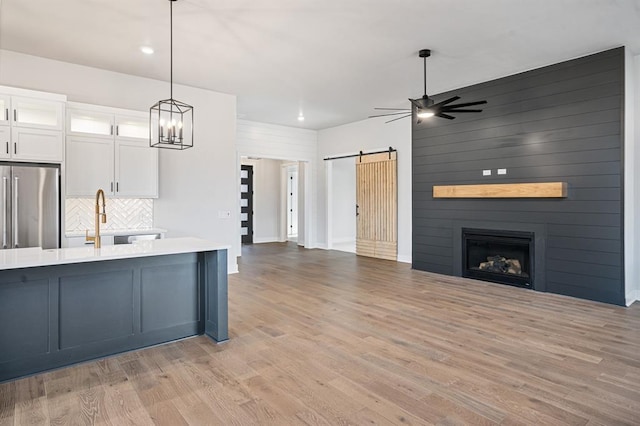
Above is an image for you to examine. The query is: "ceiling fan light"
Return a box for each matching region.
[417,110,435,118]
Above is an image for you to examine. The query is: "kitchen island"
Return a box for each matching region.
[0,237,228,383]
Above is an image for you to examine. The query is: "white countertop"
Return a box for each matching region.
[65,228,168,238]
[0,238,229,271]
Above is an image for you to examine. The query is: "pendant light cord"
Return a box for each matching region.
[170,0,173,100]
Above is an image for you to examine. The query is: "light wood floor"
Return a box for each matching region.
[1,243,640,425]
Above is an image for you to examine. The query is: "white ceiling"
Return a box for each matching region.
[1,0,639,130]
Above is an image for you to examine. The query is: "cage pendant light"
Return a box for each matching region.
[150,0,193,150]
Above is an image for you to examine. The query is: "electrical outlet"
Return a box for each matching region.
[483,169,492,176]
[497,168,507,175]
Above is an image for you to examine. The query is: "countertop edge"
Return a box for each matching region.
[0,237,230,271]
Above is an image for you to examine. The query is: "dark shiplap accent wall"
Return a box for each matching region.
[412,47,624,305]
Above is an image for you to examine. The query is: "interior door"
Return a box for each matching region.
[240,165,254,244]
[356,151,397,260]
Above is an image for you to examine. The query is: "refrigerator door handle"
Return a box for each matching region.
[2,177,7,249]
[13,176,18,248]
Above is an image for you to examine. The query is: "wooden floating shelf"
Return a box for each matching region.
[433,182,568,199]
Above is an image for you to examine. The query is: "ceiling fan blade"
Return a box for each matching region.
[432,96,460,108]
[436,113,456,120]
[385,114,411,123]
[442,100,487,109]
[369,112,414,118]
[442,109,483,113]
[374,107,411,111]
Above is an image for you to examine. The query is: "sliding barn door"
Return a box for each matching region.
[356,152,397,260]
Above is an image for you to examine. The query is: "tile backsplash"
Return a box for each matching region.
[66,198,154,232]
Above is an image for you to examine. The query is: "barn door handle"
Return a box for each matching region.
[356,204,359,216]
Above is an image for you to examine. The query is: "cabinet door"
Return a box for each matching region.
[115,139,158,198]
[11,127,63,162]
[0,95,10,126]
[67,109,114,137]
[11,97,64,131]
[115,115,148,140]
[66,136,115,196]
[0,127,10,160]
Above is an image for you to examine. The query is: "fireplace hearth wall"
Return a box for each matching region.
[412,47,625,305]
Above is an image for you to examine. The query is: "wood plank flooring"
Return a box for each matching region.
[1,242,640,425]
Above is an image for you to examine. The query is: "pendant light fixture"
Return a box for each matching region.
[150,0,193,150]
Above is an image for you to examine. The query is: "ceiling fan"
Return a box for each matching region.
[370,49,487,124]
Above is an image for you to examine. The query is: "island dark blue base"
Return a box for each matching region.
[0,249,228,383]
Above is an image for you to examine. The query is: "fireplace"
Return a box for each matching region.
[462,228,534,288]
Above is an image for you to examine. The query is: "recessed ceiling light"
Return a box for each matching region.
[297,114,305,122]
[140,46,154,55]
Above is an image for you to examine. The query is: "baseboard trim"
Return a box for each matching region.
[253,237,280,244]
[626,289,639,306]
[397,254,412,264]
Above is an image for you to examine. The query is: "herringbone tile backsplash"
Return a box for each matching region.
[66,198,154,232]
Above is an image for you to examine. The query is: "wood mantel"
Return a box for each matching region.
[433,182,567,198]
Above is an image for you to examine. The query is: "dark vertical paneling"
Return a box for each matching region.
[412,47,625,305]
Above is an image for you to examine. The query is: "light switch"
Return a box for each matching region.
[497,168,507,175]
[483,169,492,176]
[218,210,231,219]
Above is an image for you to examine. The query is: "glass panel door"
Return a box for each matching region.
[12,97,63,130]
[67,109,114,137]
[116,116,148,139]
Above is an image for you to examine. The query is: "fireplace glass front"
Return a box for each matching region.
[462,228,534,288]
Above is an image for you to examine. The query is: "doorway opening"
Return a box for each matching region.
[286,165,298,242]
[238,157,308,248]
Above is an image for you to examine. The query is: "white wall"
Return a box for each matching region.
[317,118,412,262]
[331,157,356,244]
[236,120,317,248]
[0,50,239,272]
[241,158,282,243]
[627,51,640,305]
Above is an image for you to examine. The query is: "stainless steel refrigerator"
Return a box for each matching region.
[0,162,60,249]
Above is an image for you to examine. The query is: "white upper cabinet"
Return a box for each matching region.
[11,96,64,131]
[0,95,10,126]
[0,87,66,163]
[65,103,158,198]
[115,139,158,197]
[0,127,10,159]
[115,115,148,140]
[66,135,114,196]
[67,109,114,138]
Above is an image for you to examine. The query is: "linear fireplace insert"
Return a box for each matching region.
[462,228,534,288]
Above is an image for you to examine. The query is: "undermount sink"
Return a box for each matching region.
[113,233,161,245]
